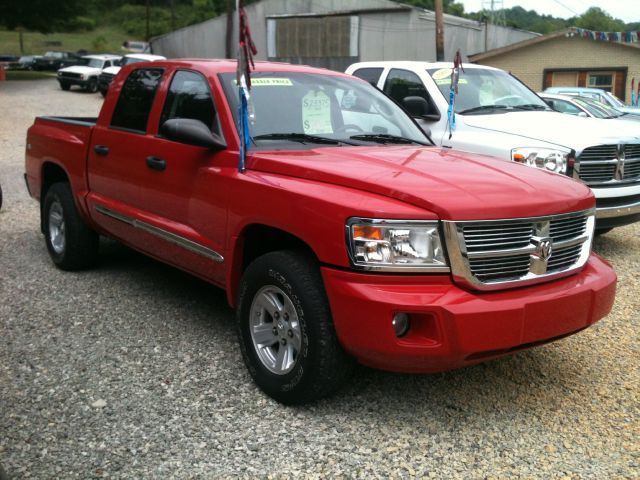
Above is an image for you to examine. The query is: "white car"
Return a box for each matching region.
[98,53,166,97]
[346,61,640,233]
[540,92,640,123]
[57,54,121,92]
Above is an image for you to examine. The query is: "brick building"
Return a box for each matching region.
[469,29,640,103]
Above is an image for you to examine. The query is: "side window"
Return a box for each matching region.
[384,69,429,104]
[352,68,383,86]
[110,68,163,133]
[383,68,438,118]
[551,99,581,115]
[159,70,218,133]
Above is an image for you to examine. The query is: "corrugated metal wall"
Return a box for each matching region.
[151,0,538,69]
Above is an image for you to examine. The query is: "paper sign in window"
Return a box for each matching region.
[302,90,333,134]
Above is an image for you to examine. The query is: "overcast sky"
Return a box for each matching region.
[458,0,640,24]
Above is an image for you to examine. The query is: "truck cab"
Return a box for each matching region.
[346,61,640,233]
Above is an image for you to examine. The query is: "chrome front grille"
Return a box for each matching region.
[576,144,640,185]
[443,210,594,291]
[59,72,81,79]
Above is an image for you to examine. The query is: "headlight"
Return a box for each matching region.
[81,74,88,80]
[346,218,449,272]
[511,148,568,175]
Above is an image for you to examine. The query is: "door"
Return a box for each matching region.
[86,67,228,284]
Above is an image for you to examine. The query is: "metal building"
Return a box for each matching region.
[151,0,538,72]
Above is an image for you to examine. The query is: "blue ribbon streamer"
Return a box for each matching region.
[238,86,251,173]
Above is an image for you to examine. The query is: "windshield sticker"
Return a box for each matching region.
[302,90,333,134]
[435,78,467,86]
[252,78,293,87]
[432,68,452,80]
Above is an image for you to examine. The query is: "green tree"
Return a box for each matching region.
[0,0,87,52]
[573,7,625,31]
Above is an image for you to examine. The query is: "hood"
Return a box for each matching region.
[102,66,121,75]
[462,111,640,152]
[58,65,102,75]
[248,145,593,221]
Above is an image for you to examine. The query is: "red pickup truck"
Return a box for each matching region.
[25,60,616,404]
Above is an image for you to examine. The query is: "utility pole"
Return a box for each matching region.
[146,0,150,41]
[435,0,444,61]
[225,0,234,59]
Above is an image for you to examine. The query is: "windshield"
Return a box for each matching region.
[86,59,105,69]
[219,72,429,146]
[427,67,549,114]
[574,97,621,118]
[602,91,625,108]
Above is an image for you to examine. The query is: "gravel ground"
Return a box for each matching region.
[0,79,638,479]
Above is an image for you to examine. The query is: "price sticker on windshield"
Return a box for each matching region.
[252,78,293,86]
[432,68,452,80]
[302,90,333,134]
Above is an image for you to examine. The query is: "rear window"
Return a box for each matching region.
[110,68,164,133]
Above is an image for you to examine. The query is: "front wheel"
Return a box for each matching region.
[43,182,98,270]
[86,78,98,93]
[237,250,353,404]
[59,82,70,91]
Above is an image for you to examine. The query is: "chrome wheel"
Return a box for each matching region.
[249,285,302,375]
[48,200,65,255]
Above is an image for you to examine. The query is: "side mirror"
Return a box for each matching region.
[402,96,441,122]
[160,118,227,149]
[577,112,588,117]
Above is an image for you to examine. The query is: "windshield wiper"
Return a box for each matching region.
[458,105,509,115]
[511,104,549,111]
[253,133,347,145]
[349,133,428,145]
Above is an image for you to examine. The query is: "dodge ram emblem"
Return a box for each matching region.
[530,236,553,274]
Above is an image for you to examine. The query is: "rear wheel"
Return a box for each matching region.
[43,182,98,270]
[237,250,353,404]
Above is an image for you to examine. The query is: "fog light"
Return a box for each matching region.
[392,313,410,337]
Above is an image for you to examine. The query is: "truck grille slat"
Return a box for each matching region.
[444,210,594,291]
[577,143,640,185]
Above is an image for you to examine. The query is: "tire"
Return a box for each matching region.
[86,78,98,93]
[59,82,70,91]
[43,182,98,270]
[237,250,353,404]
[99,88,107,98]
[0,183,3,210]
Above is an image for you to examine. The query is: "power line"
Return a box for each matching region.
[548,0,580,17]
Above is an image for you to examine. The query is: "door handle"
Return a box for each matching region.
[146,156,166,171]
[94,145,109,156]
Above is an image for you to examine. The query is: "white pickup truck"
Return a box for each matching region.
[346,61,640,233]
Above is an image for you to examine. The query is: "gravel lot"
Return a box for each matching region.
[0,79,638,479]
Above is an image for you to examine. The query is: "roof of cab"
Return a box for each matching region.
[146,58,351,77]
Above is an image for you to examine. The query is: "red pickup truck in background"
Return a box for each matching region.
[25,60,617,404]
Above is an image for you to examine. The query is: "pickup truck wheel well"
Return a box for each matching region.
[40,163,70,234]
[229,225,319,308]
[241,225,316,271]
